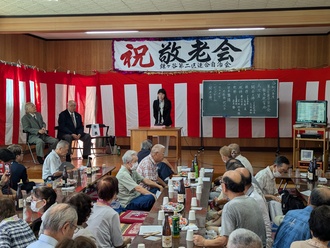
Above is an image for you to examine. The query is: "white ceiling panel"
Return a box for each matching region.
[0,0,330,39]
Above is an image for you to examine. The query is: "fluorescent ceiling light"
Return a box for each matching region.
[86,31,139,34]
[209,27,265,31]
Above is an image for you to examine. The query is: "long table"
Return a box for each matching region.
[130,127,182,164]
[277,173,330,202]
[130,173,212,248]
[19,165,116,223]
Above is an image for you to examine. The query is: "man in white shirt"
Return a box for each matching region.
[42,140,69,180]
[255,155,290,201]
[27,203,78,248]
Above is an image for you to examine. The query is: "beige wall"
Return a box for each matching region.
[0,33,329,148]
[0,34,45,67]
[0,34,329,73]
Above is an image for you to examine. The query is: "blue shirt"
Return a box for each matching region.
[27,234,58,248]
[273,206,313,248]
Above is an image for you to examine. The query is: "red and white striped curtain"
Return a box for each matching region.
[1,63,330,146]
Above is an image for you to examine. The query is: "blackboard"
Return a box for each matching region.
[202,80,278,117]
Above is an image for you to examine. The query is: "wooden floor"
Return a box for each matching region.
[24,147,293,180]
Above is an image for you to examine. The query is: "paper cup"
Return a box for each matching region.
[199,168,205,178]
[186,229,194,241]
[158,210,165,221]
[163,196,169,205]
[168,179,172,186]
[191,197,197,207]
[196,192,202,201]
[198,177,203,185]
[196,185,202,194]
[188,210,196,221]
[177,166,182,173]
[168,185,174,198]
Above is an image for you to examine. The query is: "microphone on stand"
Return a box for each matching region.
[157,106,161,125]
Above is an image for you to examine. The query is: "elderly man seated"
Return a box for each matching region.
[136,144,167,191]
[193,170,266,247]
[27,203,78,248]
[116,150,163,211]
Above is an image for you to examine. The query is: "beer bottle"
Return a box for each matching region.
[177,178,185,203]
[190,160,195,179]
[307,158,316,182]
[62,165,68,184]
[172,211,180,238]
[16,182,23,211]
[86,156,92,175]
[162,214,172,248]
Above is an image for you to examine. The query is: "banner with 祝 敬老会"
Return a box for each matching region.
[113,37,254,72]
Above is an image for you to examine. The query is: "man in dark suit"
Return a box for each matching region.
[21,102,58,164]
[57,100,91,162]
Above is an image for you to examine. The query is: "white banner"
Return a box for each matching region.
[114,37,254,72]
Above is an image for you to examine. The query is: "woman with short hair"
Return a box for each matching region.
[86,176,131,248]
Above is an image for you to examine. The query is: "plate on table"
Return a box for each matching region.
[57,179,77,187]
[180,171,188,177]
[162,202,184,212]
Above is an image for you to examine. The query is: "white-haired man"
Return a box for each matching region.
[57,100,91,162]
[116,150,163,211]
[42,140,70,181]
[227,228,262,248]
[136,144,167,191]
[27,203,78,248]
[21,102,58,164]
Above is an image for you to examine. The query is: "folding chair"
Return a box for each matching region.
[86,124,115,155]
[23,130,37,164]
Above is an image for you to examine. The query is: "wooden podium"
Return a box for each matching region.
[130,127,182,164]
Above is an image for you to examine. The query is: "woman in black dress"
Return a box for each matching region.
[153,88,172,126]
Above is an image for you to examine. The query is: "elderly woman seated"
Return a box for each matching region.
[86,176,131,248]
[0,197,36,247]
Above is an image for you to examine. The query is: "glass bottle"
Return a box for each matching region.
[307,158,316,182]
[190,159,195,179]
[177,178,185,203]
[162,214,172,248]
[86,156,92,175]
[16,182,23,211]
[62,165,68,184]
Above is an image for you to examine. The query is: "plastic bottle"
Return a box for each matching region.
[172,211,180,238]
[117,146,121,156]
[162,214,172,248]
[194,154,199,179]
[46,176,53,188]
